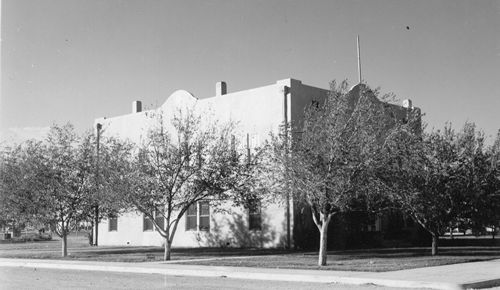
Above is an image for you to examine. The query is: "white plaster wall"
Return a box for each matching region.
[288,79,329,127]
[96,78,328,248]
[98,211,164,246]
[99,200,288,248]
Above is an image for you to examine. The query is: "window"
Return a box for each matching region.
[186,204,197,231]
[367,216,382,232]
[199,202,210,231]
[108,215,118,232]
[143,215,154,231]
[248,201,262,230]
[155,211,165,231]
[143,211,164,232]
[185,201,210,231]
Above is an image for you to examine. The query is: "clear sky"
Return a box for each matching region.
[1,0,499,143]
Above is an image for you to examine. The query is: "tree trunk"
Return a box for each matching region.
[93,205,99,246]
[62,233,68,257]
[164,238,172,261]
[431,233,438,256]
[318,216,331,266]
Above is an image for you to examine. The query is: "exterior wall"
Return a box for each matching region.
[99,201,288,248]
[98,211,164,246]
[95,78,329,248]
[287,79,329,127]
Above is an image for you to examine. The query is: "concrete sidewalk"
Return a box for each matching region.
[0,258,499,290]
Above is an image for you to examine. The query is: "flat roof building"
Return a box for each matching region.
[95,78,418,249]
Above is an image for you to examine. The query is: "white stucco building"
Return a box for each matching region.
[95,78,329,248]
[95,78,418,249]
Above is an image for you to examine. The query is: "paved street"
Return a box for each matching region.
[0,267,417,290]
[2,257,500,289]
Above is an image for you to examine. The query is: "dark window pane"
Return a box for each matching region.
[187,203,197,215]
[143,215,154,231]
[249,201,261,230]
[155,214,164,231]
[186,204,197,231]
[199,202,210,231]
[200,202,209,216]
[108,216,118,232]
[199,216,210,231]
[186,216,197,231]
[249,213,261,230]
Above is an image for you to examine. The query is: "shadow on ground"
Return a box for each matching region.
[1,233,499,269]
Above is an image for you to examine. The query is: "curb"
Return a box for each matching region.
[0,259,498,290]
[462,279,500,290]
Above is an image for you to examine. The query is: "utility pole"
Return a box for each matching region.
[93,123,102,246]
[283,86,292,250]
[357,35,362,84]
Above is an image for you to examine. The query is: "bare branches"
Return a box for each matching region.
[117,108,256,260]
[268,81,404,266]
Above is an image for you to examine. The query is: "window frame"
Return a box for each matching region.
[108,215,118,232]
[185,203,198,231]
[154,210,165,231]
[198,201,210,231]
[185,201,210,232]
[367,215,382,232]
[248,200,262,231]
[143,214,154,232]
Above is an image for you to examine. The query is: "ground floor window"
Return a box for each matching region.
[199,202,210,231]
[186,204,198,230]
[108,215,118,232]
[367,215,382,232]
[143,210,164,232]
[155,212,164,231]
[248,201,262,230]
[186,201,210,231]
[143,215,154,231]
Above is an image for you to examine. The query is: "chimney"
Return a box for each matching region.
[402,99,413,109]
[132,101,142,113]
[216,81,227,96]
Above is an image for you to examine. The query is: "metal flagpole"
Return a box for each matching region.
[357,35,362,84]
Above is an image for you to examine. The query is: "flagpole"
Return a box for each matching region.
[357,35,362,84]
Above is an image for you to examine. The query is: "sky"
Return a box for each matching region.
[1,0,499,144]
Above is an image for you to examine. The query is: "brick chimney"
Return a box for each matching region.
[132,101,142,113]
[216,81,227,96]
[402,99,413,109]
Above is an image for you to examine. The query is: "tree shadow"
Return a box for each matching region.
[196,211,278,248]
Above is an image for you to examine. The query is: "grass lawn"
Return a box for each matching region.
[0,234,291,262]
[174,247,500,272]
[1,234,499,271]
